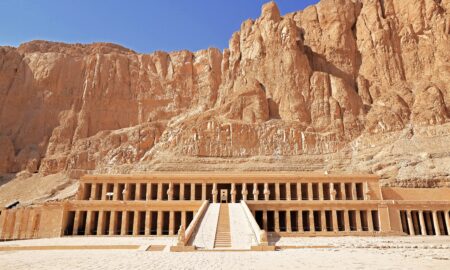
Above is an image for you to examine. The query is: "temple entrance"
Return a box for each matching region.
[217,184,231,203]
[220,189,228,203]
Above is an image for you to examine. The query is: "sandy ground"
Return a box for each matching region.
[0,236,449,270]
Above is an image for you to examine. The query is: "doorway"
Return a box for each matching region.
[217,184,231,202]
[220,189,228,203]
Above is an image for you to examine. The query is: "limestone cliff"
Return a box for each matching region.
[0,0,449,204]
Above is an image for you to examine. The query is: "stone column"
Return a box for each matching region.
[341,183,347,200]
[146,183,152,201]
[330,183,336,200]
[121,211,128,236]
[445,211,450,236]
[351,183,357,200]
[109,212,116,235]
[201,183,206,201]
[157,183,163,201]
[367,210,374,232]
[297,183,302,201]
[179,183,184,200]
[286,210,292,232]
[97,211,105,235]
[85,211,93,235]
[419,210,427,235]
[242,183,248,201]
[133,211,139,235]
[76,184,84,200]
[286,183,291,201]
[344,210,350,232]
[275,183,280,200]
[263,210,268,231]
[167,183,174,201]
[121,186,127,201]
[124,184,130,201]
[113,183,119,200]
[212,183,218,203]
[169,211,174,235]
[72,211,80,235]
[181,211,187,230]
[432,211,441,236]
[90,184,97,200]
[407,211,415,235]
[253,183,259,201]
[298,211,304,232]
[318,183,324,200]
[321,211,326,232]
[274,211,280,232]
[101,184,108,200]
[332,210,338,232]
[264,183,270,201]
[308,183,313,200]
[309,211,315,232]
[157,211,163,235]
[364,182,370,200]
[231,183,237,203]
[191,184,196,201]
[135,184,141,201]
[144,211,151,235]
[355,210,362,232]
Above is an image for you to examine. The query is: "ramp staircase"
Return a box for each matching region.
[214,204,231,248]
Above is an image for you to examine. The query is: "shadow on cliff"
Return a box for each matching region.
[0,173,17,187]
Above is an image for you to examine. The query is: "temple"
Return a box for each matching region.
[1,172,449,250]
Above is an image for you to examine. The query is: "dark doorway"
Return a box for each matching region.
[267,211,275,232]
[186,211,194,228]
[290,211,298,232]
[279,211,287,232]
[217,184,231,202]
[302,211,310,231]
[255,210,263,229]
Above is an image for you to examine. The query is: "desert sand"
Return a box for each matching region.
[1,236,449,270]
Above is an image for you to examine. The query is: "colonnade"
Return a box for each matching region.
[64,210,195,236]
[400,210,450,236]
[79,181,370,202]
[252,208,381,234]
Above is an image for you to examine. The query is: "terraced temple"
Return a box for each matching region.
[1,172,450,250]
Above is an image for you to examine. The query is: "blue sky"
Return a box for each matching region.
[0,0,319,53]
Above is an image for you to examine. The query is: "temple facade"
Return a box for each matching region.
[1,172,450,250]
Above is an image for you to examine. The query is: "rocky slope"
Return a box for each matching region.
[0,0,449,203]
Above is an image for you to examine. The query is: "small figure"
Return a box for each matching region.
[177,225,186,246]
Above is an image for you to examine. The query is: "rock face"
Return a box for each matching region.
[0,0,449,198]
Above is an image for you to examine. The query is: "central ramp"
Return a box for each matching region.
[190,203,259,250]
[214,204,232,248]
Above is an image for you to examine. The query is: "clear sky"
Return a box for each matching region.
[0,0,319,53]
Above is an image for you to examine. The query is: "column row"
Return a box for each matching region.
[253,209,381,233]
[79,181,369,202]
[63,210,195,236]
[400,210,450,236]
